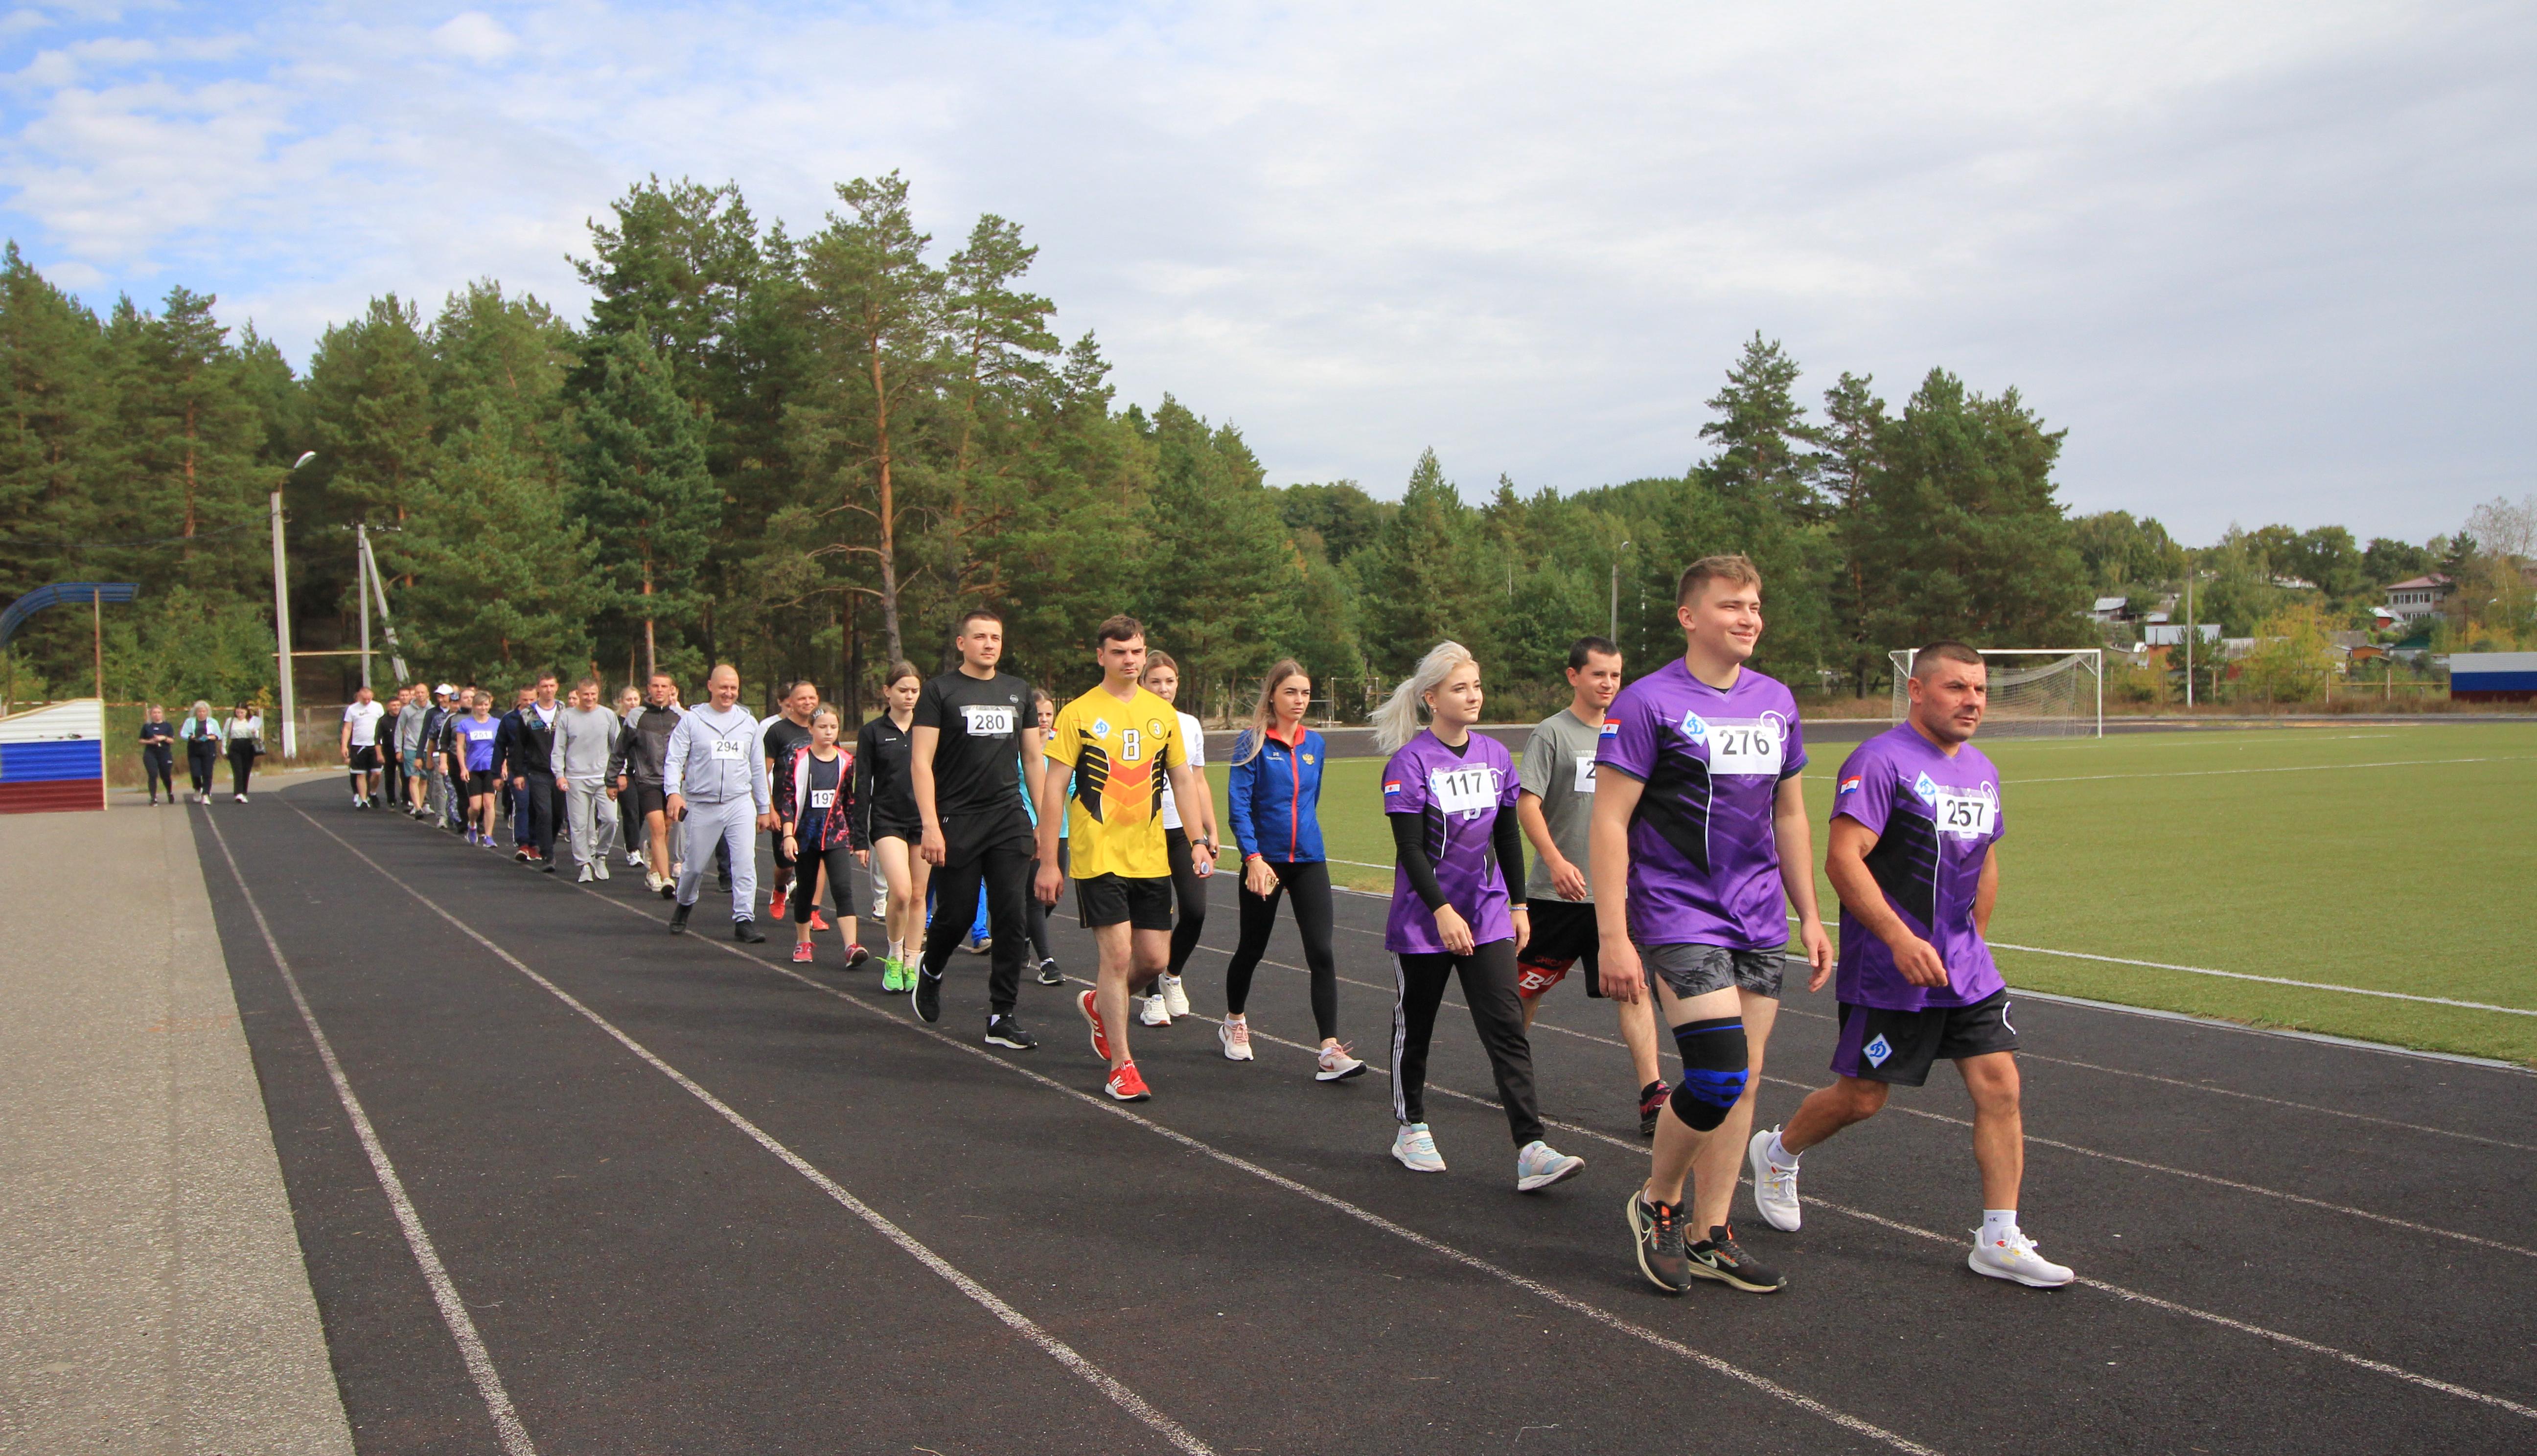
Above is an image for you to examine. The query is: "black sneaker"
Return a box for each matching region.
[1639,1080,1670,1138]
[1687,1225,1785,1293]
[733,919,766,944]
[1629,1193,1690,1293]
[659,880,675,901]
[985,1015,1038,1050]
[668,904,692,934]
[912,967,942,1024]
[1035,956,1065,987]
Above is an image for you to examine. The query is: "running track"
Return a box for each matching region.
[193,779,2537,1455]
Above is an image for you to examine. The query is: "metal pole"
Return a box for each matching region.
[93,586,107,812]
[356,523,373,691]
[363,531,410,683]
[2184,572,2195,710]
[273,488,297,760]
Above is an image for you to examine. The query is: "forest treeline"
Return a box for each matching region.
[0,172,2501,718]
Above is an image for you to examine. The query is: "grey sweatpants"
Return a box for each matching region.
[565,778,619,873]
[674,796,758,922]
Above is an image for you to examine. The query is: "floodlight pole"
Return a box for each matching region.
[1611,539,1631,642]
[2184,572,2196,710]
[355,523,374,691]
[274,451,317,760]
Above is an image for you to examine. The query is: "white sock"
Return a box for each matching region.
[1161,973,1180,986]
[1224,1012,1245,1024]
[888,940,903,962]
[1767,1131,1798,1167]
[1981,1209,2019,1247]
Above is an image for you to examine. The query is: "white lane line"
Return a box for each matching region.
[557,887,1946,1454]
[1986,941,2536,1017]
[2006,1054,2537,1152]
[293,807,1214,1456]
[201,812,539,1456]
[1200,945,2537,1258]
[1206,1012,2537,1425]
[2000,753,2536,786]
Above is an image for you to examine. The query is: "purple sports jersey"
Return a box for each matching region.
[1830,724,2006,1010]
[1382,730,1522,955]
[1595,660,1806,950]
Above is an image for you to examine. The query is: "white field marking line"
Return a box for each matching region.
[1198,943,2537,1258]
[558,891,1947,1455]
[292,809,1214,1456]
[200,812,539,1456]
[2008,1053,2537,1153]
[1999,753,2537,786]
[1196,1000,2537,1424]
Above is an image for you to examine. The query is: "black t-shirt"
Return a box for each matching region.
[762,716,813,808]
[913,668,1033,853]
[855,714,918,834]
[140,720,174,748]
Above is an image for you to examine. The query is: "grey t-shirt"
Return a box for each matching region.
[1518,707,1604,902]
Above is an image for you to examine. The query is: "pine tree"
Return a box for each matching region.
[571,329,717,679]
[1357,450,1487,677]
[1699,333,1825,523]
[1137,399,1304,700]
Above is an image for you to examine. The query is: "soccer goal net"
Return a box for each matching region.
[1888,649,2103,738]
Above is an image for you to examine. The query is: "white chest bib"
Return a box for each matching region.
[1430,764,1498,817]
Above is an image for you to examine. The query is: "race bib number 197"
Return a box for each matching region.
[808,789,835,809]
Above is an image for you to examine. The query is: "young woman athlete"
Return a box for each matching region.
[1136,651,1218,1026]
[454,691,505,846]
[856,662,926,992]
[1376,641,1584,1193]
[139,705,176,804]
[781,708,871,968]
[1026,688,1064,985]
[1222,660,1362,1079]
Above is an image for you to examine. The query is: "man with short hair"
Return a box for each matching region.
[912,608,1043,1049]
[498,674,564,870]
[417,684,455,823]
[1748,643,2071,1288]
[612,674,687,895]
[1599,554,1832,1297]
[1035,615,1209,1102]
[760,680,821,923]
[341,684,386,809]
[614,684,647,869]
[553,677,621,884]
[665,664,771,941]
[1515,636,1669,1136]
[383,686,415,809]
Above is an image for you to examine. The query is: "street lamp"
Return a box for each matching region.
[1610,539,1632,642]
[272,451,317,759]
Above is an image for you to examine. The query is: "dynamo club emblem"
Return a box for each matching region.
[1913,771,1939,803]
[1679,711,1708,738]
[1864,1033,1894,1068]
[1091,718,1110,738]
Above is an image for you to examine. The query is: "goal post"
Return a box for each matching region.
[1890,649,2103,739]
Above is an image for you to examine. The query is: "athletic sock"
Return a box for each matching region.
[1981,1209,2019,1246]
[1766,1131,1798,1167]
[888,939,904,962]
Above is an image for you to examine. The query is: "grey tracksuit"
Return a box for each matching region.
[552,705,623,875]
[665,704,769,920]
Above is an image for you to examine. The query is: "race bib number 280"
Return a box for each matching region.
[962,705,1015,737]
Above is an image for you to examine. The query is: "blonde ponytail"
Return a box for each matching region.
[1373,641,1474,754]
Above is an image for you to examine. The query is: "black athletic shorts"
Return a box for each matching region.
[1831,989,2019,1088]
[1075,873,1173,932]
[869,816,921,844]
[624,780,668,820]
[348,744,380,772]
[1515,899,1602,998]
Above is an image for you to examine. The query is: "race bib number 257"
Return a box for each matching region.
[1935,791,1996,839]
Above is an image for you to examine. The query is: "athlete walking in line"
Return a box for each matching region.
[397,685,431,815]
[615,685,646,870]
[1515,637,1670,1136]
[779,707,871,969]
[912,611,1043,1048]
[553,677,621,883]
[855,663,926,992]
[1035,616,1207,1100]
[760,680,820,923]
[612,674,687,897]
[665,664,772,942]
[417,685,455,825]
[1602,554,1830,1297]
[1025,688,1065,987]
[1377,641,1585,1191]
[1222,660,1362,1079]
[1747,642,2073,1289]
[139,705,175,804]
[1137,651,1218,1027]
[342,684,386,809]
[452,690,505,846]
[503,671,564,871]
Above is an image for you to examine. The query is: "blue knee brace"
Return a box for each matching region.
[1669,1016,1750,1131]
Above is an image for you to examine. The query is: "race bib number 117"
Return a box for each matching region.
[1430,766,1498,816]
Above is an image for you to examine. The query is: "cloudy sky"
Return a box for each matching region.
[0,1,2526,543]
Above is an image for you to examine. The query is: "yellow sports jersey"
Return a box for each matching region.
[1049,684,1183,880]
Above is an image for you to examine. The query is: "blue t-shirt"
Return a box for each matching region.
[1830,724,2006,1010]
[455,716,503,774]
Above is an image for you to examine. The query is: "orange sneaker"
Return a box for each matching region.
[1105,1061,1152,1102]
[810,910,830,932]
[1079,989,1111,1061]
[768,890,788,920]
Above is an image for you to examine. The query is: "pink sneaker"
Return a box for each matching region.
[791,942,814,964]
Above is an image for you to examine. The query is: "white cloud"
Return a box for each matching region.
[0,0,2527,543]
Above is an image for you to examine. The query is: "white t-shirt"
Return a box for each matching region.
[343,700,386,748]
[1158,709,1206,831]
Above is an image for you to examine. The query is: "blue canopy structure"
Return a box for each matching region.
[0,582,139,651]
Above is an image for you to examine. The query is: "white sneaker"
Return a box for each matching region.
[1315,1042,1366,1081]
[1515,1140,1585,1192]
[1748,1128,1802,1231]
[871,890,887,920]
[594,860,609,881]
[1968,1229,2075,1288]
[1392,1122,1445,1173]
[577,866,595,884]
[1140,992,1173,1027]
[1219,1017,1254,1061]
[628,850,646,869]
[1159,973,1190,1017]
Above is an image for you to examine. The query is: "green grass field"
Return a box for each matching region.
[1204,722,2537,1066]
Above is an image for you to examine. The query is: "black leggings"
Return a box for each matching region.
[1392,939,1542,1147]
[186,740,219,795]
[143,746,174,798]
[1164,826,1207,977]
[1225,859,1339,1040]
[793,841,860,924]
[228,743,256,796]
